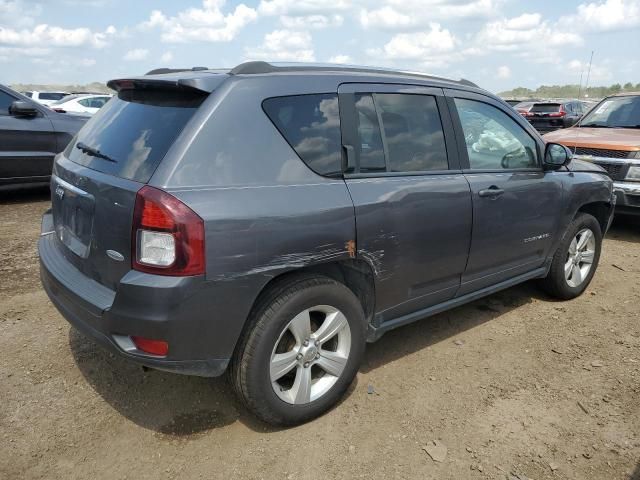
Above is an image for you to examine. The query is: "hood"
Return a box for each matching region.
[543,127,640,152]
[566,158,607,174]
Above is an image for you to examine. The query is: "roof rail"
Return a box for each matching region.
[229,61,478,88]
[146,66,209,75]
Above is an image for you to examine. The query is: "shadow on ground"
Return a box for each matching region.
[69,281,547,436]
[606,216,640,244]
[0,185,50,204]
[629,462,640,480]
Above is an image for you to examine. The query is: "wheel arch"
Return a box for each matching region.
[231,260,376,357]
[576,200,613,234]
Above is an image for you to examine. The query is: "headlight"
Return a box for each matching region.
[626,166,640,181]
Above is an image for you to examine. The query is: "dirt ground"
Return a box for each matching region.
[1,186,639,480]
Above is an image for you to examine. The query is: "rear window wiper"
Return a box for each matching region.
[76,141,117,163]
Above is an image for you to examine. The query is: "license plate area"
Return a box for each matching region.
[52,176,95,259]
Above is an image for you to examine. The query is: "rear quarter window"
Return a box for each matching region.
[262,94,342,177]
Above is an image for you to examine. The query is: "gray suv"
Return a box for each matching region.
[39,62,615,425]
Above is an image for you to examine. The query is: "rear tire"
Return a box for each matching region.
[539,213,602,300]
[230,275,366,426]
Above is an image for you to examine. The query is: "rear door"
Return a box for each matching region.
[446,90,563,295]
[0,88,57,182]
[51,86,207,290]
[339,83,472,322]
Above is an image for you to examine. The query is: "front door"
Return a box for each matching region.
[446,90,563,295]
[339,83,473,322]
[0,88,56,182]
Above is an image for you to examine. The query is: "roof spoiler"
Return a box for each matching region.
[107,72,225,94]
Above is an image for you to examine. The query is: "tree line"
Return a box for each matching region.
[499,82,639,99]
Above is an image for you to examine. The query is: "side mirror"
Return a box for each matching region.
[9,100,38,117]
[544,143,572,169]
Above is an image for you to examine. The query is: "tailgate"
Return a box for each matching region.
[51,155,140,290]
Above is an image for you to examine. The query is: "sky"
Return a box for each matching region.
[0,0,639,93]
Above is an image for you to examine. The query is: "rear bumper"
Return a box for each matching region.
[613,182,640,215]
[38,213,231,377]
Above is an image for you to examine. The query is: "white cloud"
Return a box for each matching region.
[370,23,457,60]
[360,0,502,30]
[567,58,614,82]
[246,29,315,61]
[280,14,344,29]
[139,0,258,43]
[563,0,640,32]
[160,51,174,63]
[0,24,117,48]
[0,0,42,28]
[497,65,511,78]
[328,54,352,64]
[123,48,149,61]
[476,13,583,51]
[257,0,351,16]
[79,58,96,67]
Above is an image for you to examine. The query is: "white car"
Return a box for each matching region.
[50,94,112,115]
[22,91,69,106]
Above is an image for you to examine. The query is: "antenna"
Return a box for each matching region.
[584,51,594,98]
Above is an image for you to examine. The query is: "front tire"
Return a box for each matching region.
[230,275,366,426]
[539,213,602,300]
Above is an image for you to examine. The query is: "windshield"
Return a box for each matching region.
[579,95,640,128]
[66,88,205,183]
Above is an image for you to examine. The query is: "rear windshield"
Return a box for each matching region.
[530,103,561,113]
[39,92,67,101]
[66,88,205,183]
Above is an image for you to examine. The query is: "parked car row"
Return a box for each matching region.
[21,89,111,115]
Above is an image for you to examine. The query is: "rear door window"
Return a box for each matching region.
[352,93,448,173]
[66,88,205,183]
[263,94,342,176]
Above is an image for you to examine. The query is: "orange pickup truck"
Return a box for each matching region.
[544,92,640,216]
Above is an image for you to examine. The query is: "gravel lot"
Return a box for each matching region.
[1,187,639,480]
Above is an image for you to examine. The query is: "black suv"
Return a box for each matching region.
[39,62,614,425]
[0,84,87,189]
[524,100,586,132]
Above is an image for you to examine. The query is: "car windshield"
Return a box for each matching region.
[579,95,640,128]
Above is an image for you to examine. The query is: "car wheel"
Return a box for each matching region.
[230,275,366,426]
[539,213,602,300]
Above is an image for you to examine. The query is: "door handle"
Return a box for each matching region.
[478,186,505,198]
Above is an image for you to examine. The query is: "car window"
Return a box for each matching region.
[0,90,15,115]
[376,93,448,172]
[354,94,386,172]
[67,88,205,183]
[91,97,109,108]
[454,98,538,170]
[565,103,574,113]
[39,92,67,101]
[78,98,91,107]
[263,94,342,177]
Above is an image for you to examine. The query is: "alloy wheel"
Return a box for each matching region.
[564,228,596,288]
[270,305,351,405]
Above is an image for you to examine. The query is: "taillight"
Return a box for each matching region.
[132,186,205,276]
[549,107,566,118]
